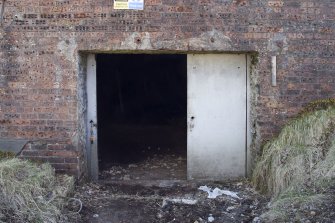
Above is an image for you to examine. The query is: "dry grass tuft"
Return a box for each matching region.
[252,105,335,197]
[0,158,76,223]
[260,194,327,222]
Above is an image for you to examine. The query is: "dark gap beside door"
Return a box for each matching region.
[96,54,187,180]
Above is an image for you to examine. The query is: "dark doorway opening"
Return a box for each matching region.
[97,54,187,180]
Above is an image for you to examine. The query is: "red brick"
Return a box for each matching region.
[0,0,334,178]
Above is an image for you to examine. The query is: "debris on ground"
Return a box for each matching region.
[162,198,198,207]
[0,158,79,223]
[198,185,240,199]
[208,214,215,222]
[75,180,268,223]
[100,154,187,180]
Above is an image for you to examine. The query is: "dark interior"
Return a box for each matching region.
[97,54,187,170]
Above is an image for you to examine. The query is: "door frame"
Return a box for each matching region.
[86,54,99,180]
[85,53,251,180]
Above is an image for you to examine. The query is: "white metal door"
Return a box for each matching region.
[187,54,247,180]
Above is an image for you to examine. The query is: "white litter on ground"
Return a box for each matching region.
[208,214,215,222]
[162,198,198,207]
[198,186,240,199]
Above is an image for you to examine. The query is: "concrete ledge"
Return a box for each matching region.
[0,139,28,154]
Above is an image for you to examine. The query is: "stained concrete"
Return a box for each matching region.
[0,139,28,154]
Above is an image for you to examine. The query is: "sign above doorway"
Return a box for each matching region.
[114,0,144,10]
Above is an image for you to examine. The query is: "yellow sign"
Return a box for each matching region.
[114,0,143,10]
[114,0,128,9]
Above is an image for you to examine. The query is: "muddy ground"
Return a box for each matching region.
[75,179,268,223]
[73,180,335,223]
[72,155,334,223]
[78,153,268,222]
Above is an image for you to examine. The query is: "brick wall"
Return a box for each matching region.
[0,0,334,177]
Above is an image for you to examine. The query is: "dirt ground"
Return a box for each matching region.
[259,185,335,223]
[73,155,267,223]
[71,154,335,223]
[73,180,335,223]
[99,154,187,181]
[75,179,268,223]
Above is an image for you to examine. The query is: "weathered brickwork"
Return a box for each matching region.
[0,0,334,177]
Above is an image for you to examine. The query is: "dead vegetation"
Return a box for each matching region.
[0,157,78,223]
[252,99,335,221]
[0,151,15,160]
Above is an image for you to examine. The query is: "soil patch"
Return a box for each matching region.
[75,180,268,223]
[100,154,187,181]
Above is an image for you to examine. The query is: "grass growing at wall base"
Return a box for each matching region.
[0,151,15,159]
[0,158,76,223]
[252,99,335,221]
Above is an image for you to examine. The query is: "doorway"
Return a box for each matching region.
[96,54,187,180]
[86,53,250,180]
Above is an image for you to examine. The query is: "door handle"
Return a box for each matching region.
[189,116,195,131]
[90,120,97,128]
[89,120,97,144]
